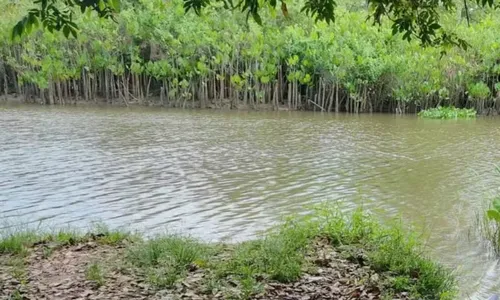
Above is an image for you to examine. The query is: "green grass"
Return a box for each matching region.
[418,106,477,119]
[0,225,132,256]
[126,234,211,288]
[316,208,455,299]
[7,257,28,284]
[0,207,456,299]
[206,223,313,298]
[0,230,39,256]
[90,223,135,245]
[200,207,456,299]
[85,262,105,287]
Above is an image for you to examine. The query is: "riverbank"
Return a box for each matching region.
[4,95,499,117]
[0,208,456,299]
[0,94,282,111]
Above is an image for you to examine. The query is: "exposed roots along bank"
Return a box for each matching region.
[0,209,456,299]
[2,56,499,114]
[0,0,499,113]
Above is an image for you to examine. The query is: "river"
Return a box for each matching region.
[1,103,499,298]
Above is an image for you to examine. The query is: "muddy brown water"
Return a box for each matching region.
[1,103,499,298]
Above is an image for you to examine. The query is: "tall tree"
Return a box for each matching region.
[12,0,499,48]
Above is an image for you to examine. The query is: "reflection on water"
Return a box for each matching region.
[1,104,499,297]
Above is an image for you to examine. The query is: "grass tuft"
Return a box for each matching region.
[0,231,39,256]
[85,262,105,287]
[90,223,134,245]
[126,234,209,287]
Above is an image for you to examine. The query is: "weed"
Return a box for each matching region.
[126,235,209,287]
[7,257,28,284]
[85,262,105,287]
[42,246,53,258]
[8,289,23,300]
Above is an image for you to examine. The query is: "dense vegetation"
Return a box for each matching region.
[0,0,499,113]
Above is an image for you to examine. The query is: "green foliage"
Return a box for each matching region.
[12,0,119,39]
[15,0,499,49]
[418,106,477,119]
[1,0,500,113]
[469,82,491,100]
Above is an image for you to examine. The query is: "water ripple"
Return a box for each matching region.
[1,106,500,296]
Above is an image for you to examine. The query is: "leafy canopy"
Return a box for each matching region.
[12,0,500,47]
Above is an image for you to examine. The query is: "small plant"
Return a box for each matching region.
[481,197,500,254]
[486,198,500,223]
[9,289,23,300]
[85,262,105,287]
[8,258,27,284]
[418,106,477,119]
[147,267,180,288]
[42,246,53,258]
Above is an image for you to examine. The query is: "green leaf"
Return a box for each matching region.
[487,210,500,222]
[252,11,262,25]
[111,0,121,10]
[63,25,70,38]
[11,22,22,40]
[429,23,441,30]
[98,0,105,11]
[493,198,500,212]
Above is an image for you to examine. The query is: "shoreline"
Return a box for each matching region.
[1,95,497,117]
[0,208,456,299]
